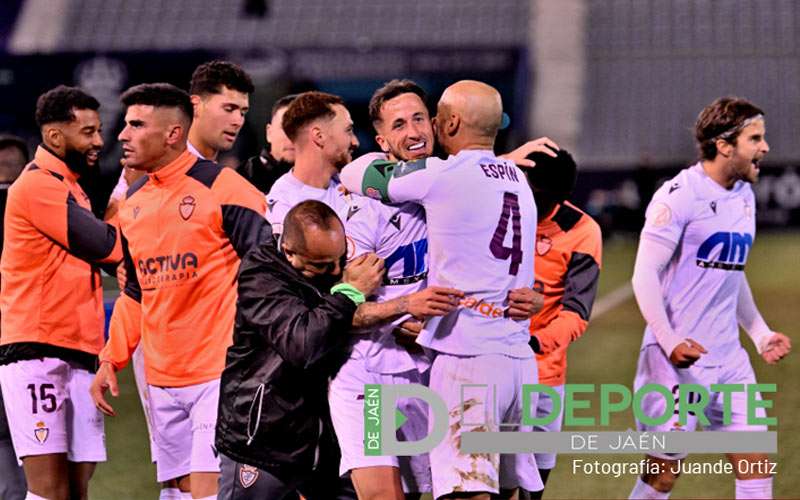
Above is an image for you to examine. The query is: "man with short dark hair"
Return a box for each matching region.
[188,60,255,161]
[0,85,121,500]
[216,200,385,499]
[90,82,269,500]
[367,79,430,162]
[237,94,297,194]
[628,97,790,500]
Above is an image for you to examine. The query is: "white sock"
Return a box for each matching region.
[25,493,49,500]
[158,487,183,500]
[735,477,773,499]
[629,477,670,499]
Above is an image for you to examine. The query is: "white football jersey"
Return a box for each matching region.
[344,196,430,374]
[640,162,757,365]
[265,172,357,235]
[341,149,537,357]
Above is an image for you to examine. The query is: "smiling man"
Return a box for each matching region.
[187,60,255,161]
[265,91,360,235]
[0,86,121,500]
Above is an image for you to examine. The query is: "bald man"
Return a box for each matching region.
[341,80,543,500]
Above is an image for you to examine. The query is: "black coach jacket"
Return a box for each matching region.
[215,240,357,479]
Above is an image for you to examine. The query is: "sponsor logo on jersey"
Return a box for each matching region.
[137,252,200,286]
[267,199,277,213]
[384,239,427,285]
[34,421,49,444]
[179,195,196,220]
[710,201,717,214]
[239,464,259,488]
[669,183,680,194]
[460,296,506,319]
[696,231,752,270]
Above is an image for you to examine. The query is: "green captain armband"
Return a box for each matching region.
[361,158,426,201]
[331,283,366,306]
[361,160,395,201]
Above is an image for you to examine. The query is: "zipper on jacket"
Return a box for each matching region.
[246,383,266,446]
[311,417,323,470]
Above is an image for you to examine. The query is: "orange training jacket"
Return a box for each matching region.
[530,201,602,386]
[99,149,269,387]
[0,145,121,363]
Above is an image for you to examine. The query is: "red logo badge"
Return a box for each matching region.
[536,235,552,256]
[179,195,196,221]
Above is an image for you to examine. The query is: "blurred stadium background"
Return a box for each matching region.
[1,0,798,498]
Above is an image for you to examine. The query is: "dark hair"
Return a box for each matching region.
[35,85,100,128]
[270,94,298,119]
[368,79,427,128]
[283,200,343,252]
[190,60,255,96]
[0,135,30,164]
[281,91,344,142]
[120,83,194,123]
[695,97,764,160]
[524,146,578,202]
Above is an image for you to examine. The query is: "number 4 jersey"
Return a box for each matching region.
[640,162,756,365]
[340,150,536,358]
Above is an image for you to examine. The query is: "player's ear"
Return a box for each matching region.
[310,124,324,149]
[374,134,390,154]
[715,138,733,158]
[447,114,460,137]
[265,123,272,143]
[43,125,63,150]
[165,123,183,146]
[190,94,202,117]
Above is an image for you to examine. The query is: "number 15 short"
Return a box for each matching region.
[0,357,106,464]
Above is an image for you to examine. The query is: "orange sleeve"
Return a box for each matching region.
[534,216,602,355]
[23,172,121,264]
[535,309,588,355]
[98,293,141,371]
